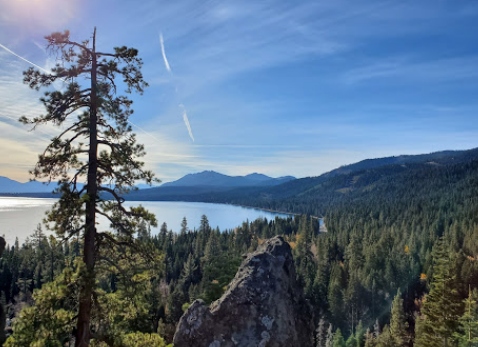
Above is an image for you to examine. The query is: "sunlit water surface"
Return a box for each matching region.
[0,197,291,246]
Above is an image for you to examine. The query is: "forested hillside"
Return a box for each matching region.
[202,147,478,216]
[2,148,478,346]
[0,216,311,345]
[127,148,478,218]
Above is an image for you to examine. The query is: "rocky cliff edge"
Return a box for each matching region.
[173,235,314,347]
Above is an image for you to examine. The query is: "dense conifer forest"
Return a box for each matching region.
[1,148,478,346]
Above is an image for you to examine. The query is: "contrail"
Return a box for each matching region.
[180,104,195,142]
[0,43,51,74]
[159,31,195,142]
[0,114,55,143]
[159,32,171,72]
[0,41,171,151]
[0,42,69,86]
[128,119,196,159]
[127,119,164,144]
[0,114,21,123]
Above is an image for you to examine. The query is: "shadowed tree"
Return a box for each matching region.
[389,289,408,346]
[180,217,188,235]
[415,237,462,347]
[21,28,157,347]
[0,237,5,346]
[454,287,478,347]
[333,328,346,347]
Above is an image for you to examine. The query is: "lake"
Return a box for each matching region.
[0,197,292,246]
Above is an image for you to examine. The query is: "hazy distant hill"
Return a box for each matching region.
[0,177,58,194]
[126,171,296,200]
[161,171,295,188]
[0,171,295,197]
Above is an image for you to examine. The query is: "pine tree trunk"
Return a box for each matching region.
[76,27,98,347]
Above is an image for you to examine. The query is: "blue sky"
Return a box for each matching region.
[1,0,477,183]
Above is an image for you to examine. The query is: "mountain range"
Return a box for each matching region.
[2,148,478,208]
[0,172,295,195]
[125,147,478,210]
[161,171,295,188]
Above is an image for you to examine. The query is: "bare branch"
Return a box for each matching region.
[97,186,125,204]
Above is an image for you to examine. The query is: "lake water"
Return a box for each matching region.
[0,197,291,246]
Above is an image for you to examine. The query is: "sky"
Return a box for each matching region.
[0,0,477,184]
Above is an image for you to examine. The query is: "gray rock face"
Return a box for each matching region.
[173,236,314,347]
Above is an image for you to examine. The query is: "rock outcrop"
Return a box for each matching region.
[173,236,314,347]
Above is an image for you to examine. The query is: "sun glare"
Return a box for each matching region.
[4,0,78,34]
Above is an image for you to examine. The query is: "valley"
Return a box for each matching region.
[2,147,478,346]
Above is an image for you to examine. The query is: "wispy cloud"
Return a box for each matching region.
[137,0,478,98]
[1,0,477,182]
[0,118,49,181]
[135,1,348,95]
[0,35,198,183]
[341,56,478,85]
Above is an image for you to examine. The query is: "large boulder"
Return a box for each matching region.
[173,236,314,347]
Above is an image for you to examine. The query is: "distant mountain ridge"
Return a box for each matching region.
[161,171,295,188]
[125,147,478,205]
[0,171,295,195]
[2,148,477,204]
[0,177,58,194]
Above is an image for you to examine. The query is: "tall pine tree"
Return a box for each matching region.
[21,29,156,347]
[454,287,478,347]
[389,289,408,347]
[415,237,462,347]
